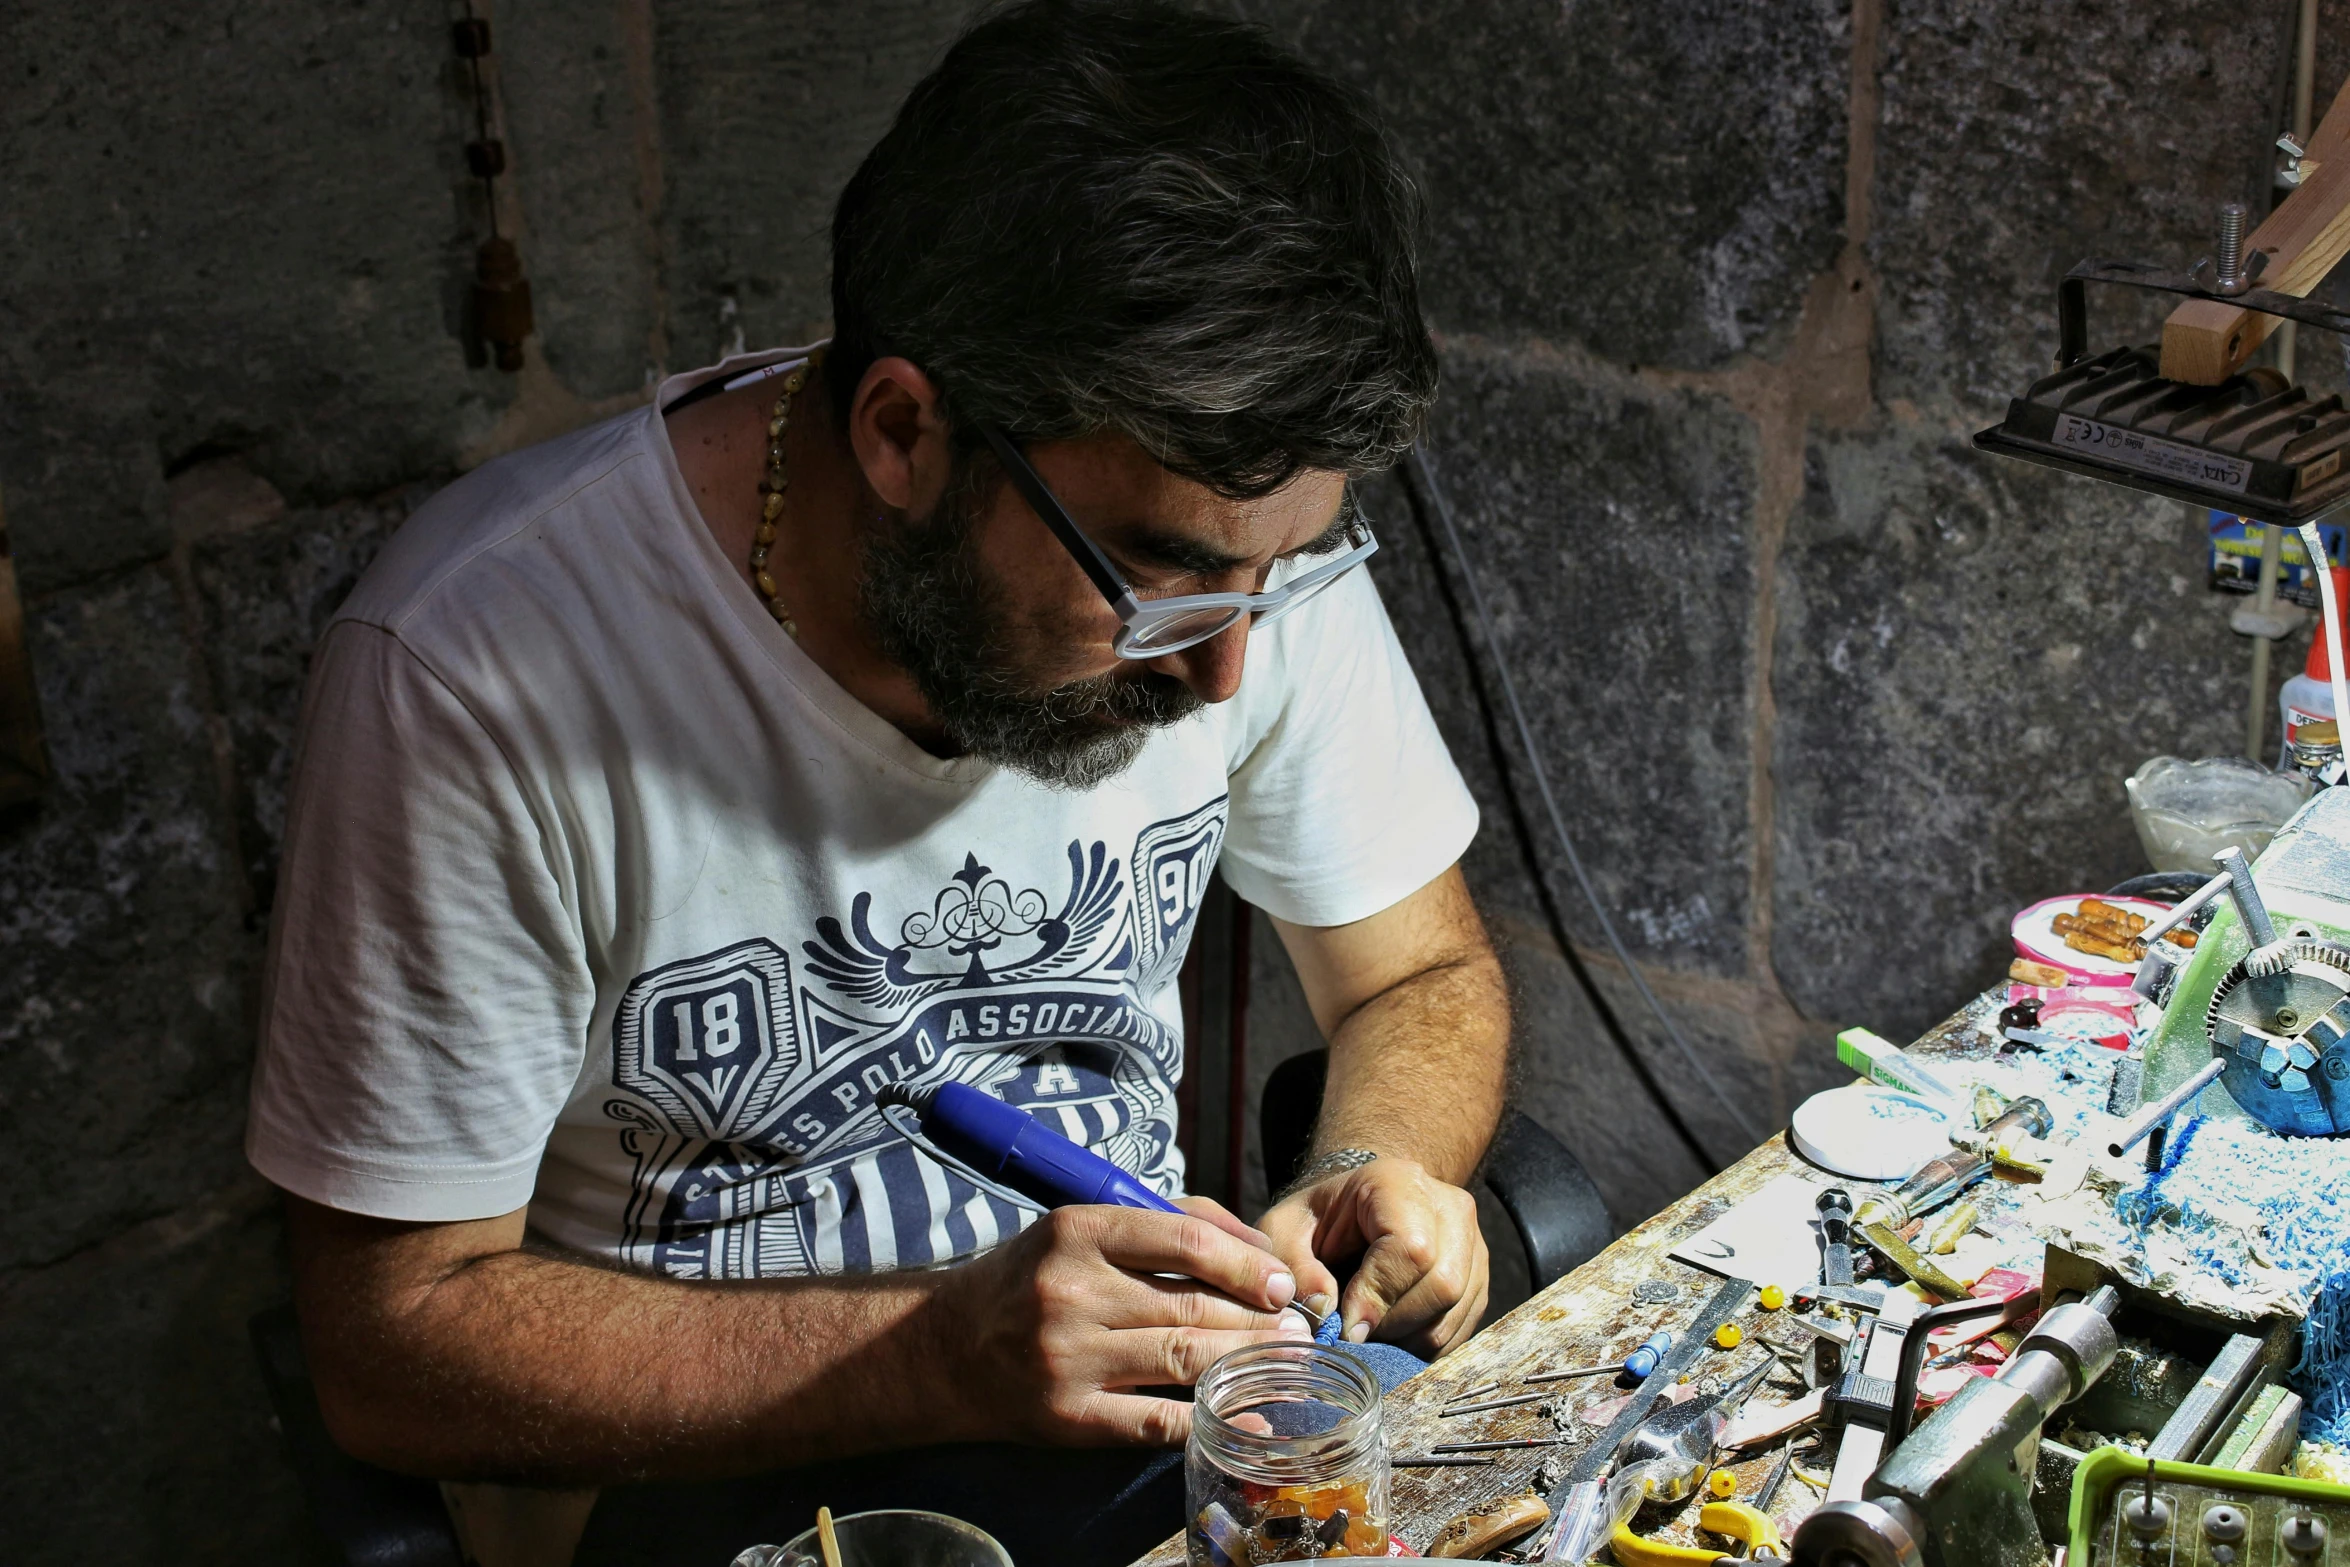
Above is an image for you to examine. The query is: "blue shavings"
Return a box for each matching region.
[1956,1000,2350,1449]
[2103,1107,2350,1448]
[2296,1278,2350,1446]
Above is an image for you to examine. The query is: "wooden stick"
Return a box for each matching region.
[815,1506,843,1567]
[2163,74,2350,384]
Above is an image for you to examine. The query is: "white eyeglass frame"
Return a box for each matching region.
[979,425,1379,659]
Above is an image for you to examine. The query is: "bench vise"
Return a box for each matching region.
[1791,1286,2120,1567]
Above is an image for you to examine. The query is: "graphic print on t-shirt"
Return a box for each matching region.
[605,799,1227,1278]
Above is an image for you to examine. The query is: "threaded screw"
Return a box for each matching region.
[2217,202,2250,295]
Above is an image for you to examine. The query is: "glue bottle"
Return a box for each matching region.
[2279,564,2348,769]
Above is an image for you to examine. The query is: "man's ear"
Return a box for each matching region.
[846,356,952,514]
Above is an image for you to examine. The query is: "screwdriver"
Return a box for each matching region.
[1526,1330,1674,1386]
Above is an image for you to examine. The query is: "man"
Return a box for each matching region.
[248,3,1509,1562]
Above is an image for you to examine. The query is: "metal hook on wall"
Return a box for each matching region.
[454,6,533,371]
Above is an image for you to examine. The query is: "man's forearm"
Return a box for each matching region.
[293,1201,958,1486]
[1271,865,1512,1189]
[1310,947,1508,1186]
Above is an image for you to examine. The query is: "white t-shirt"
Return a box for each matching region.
[245,346,1478,1280]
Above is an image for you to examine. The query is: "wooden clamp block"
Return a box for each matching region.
[2163,75,2350,385]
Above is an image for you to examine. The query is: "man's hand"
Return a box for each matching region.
[933,1197,1310,1447]
[287,1189,1307,1482]
[1258,1158,1488,1357]
[1264,864,1511,1360]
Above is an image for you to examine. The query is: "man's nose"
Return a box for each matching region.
[1145,616,1249,704]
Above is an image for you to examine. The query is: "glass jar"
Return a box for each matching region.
[1185,1342,1390,1564]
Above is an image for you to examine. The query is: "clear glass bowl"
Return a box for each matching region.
[2124,755,2311,873]
[732,1509,1012,1567]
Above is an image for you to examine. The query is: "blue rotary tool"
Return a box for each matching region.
[874,1079,1336,1338]
[883,1078,1182,1213]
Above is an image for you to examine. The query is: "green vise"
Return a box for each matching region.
[2139,787,2350,1137]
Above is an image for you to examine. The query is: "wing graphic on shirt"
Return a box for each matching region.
[607,810,1240,1281]
[799,892,961,1012]
[992,839,1128,984]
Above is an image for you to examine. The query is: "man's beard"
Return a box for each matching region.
[858,470,1204,790]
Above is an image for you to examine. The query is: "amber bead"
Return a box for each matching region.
[755,571,778,597]
[755,522,777,545]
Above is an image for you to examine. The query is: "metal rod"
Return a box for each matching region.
[2217,202,2251,295]
[2136,871,2231,946]
[1395,1454,1497,1468]
[2108,1058,2227,1157]
[1755,1442,1801,1512]
[1431,1437,1574,1453]
[2249,522,2285,759]
[2216,846,2280,948]
[1524,1363,1631,1385]
[2276,0,2314,378]
[1440,1389,1552,1417]
[2295,0,2319,143]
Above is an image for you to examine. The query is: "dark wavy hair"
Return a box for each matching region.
[829,0,1437,499]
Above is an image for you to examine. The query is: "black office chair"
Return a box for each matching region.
[249,1304,466,1567]
[1259,1049,1616,1304]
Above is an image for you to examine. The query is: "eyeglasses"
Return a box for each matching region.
[978,426,1380,659]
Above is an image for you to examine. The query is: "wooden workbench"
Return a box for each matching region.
[1128,1000,2004,1565]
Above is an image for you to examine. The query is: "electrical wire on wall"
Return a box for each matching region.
[1400,446,1765,1171]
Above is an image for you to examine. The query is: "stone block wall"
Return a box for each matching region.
[0,1,2330,1558]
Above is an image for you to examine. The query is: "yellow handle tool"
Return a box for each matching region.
[1607,1500,1787,1566]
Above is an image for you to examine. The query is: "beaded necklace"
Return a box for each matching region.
[749,347,822,636]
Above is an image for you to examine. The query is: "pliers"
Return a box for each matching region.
[1608,1499,1787,1566]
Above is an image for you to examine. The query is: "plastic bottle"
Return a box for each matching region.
[2279,564,2349,770]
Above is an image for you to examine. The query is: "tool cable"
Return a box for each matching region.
[1404,446,1766,1152]
[2300,521,2350,773]
[874,1095,1050,1216]
[1393,462,1719,1172]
